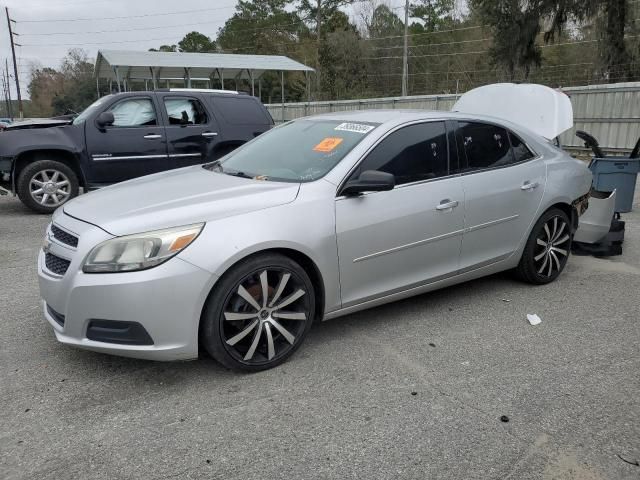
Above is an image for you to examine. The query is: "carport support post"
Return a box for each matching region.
[219,69,225,90]
[114,67,122,93]
[248,69,255,96]
[150,67,157,90]
[281,70,285,123]
[305,70,311,102]
[184,68,191,88]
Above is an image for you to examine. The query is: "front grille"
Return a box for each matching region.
[51,224,78,248]
[46,305,65,327]
[45,252,71,276]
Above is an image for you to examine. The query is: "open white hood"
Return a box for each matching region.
[452,83,574,140]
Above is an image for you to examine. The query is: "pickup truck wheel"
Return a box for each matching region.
[17,160,79,214]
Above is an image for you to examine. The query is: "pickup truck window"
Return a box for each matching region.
[164,98,208,125]
[109,98,157,127]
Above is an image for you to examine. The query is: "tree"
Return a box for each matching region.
[149,45,177,52]
[469,0,542,80]
[318,10,367,98]
[217,0,310,101]
[297,0,356,94]
[178,31,217,52]
[410,0,456,32]
[544,0,632,82]
[27,49,99,117]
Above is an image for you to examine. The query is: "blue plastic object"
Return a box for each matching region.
[589,158,639,213]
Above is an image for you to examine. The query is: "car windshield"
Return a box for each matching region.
[72,95,113,125]
[204,119,379,182]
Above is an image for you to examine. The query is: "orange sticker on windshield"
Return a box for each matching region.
[313,137,343,153]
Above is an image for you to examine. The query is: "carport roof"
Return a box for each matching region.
[95,49,314,81]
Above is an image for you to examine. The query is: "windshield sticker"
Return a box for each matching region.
[313,137,344,153]
[334,122,375,134]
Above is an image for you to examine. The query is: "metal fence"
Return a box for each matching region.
[266,82,640,153]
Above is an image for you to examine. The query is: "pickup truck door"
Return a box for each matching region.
[158,94,221,169]
[85,95,168,185]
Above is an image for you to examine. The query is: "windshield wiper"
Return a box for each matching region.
[224,170,253,179]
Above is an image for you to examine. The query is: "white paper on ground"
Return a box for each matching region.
[527,314,542,326]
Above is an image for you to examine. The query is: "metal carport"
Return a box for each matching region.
[94,49,314,101]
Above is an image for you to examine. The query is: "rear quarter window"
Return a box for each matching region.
[209,96,271,125]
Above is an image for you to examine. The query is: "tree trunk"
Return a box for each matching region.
[602,0,628,82]
[315,0,322,98]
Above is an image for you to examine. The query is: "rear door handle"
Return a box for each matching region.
[201,132,218,137]
[521,181,539,191]
[143,134,162,140]
[436,200,459,211]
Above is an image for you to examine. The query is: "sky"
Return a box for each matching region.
[0,0,407,100]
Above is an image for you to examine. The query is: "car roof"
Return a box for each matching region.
[304,109,546,143]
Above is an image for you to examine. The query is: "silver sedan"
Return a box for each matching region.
[39,110,592,370]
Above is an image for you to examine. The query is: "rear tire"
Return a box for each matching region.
[201,253,315,371]
[17,160,79,214]
[515,208,572,284]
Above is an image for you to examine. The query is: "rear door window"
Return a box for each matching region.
[509,132,536,162]
[352,122,448,186]
[164,97,208,125]
[457,122,514,171]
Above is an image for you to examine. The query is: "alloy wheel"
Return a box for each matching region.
[221,268,310,365]
[534,215,570,277]
[29,169,71,207]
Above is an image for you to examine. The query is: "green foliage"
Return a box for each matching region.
[178,32,217,52]
[149,45,178,52]
[27,49,102,117]
[410,0,456,31]
[469,0,542,79]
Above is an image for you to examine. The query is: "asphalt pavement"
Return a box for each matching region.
[1,188,639,480]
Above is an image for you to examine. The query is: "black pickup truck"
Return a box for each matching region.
[0,89,273,212]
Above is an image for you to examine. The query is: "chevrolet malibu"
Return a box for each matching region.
[39,103,592,370]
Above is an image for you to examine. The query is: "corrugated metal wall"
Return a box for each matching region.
[266,82,640,153]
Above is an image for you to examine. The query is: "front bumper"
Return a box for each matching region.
[38,213,217,361]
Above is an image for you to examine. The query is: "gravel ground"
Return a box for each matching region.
[1,187,639,480]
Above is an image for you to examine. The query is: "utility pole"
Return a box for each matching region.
[401,0,409,97]
[5,8,23,119]
[4,60,13,119]
[1,72,8,118]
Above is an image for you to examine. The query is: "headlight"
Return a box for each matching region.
[83,223,204,273]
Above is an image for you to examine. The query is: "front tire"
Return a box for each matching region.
[515,208,572,284]
[201,253,315,371]
[17,160,79,214]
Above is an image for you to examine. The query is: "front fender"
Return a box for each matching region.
[177,193,342,315]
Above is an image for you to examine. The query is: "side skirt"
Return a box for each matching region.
[322,256,516,321]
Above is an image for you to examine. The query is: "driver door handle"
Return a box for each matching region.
[143,134,162,140]
[521,181,539,191]
[436,200,459,211]
[201,132,218,137]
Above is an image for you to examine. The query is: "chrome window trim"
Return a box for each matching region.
[168,153,201,158]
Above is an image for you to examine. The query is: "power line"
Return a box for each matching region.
[19,17,235,36]
[16,4,238,23]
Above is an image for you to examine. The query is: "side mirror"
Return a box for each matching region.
[96,111,115,128]
[341,170,395,196]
